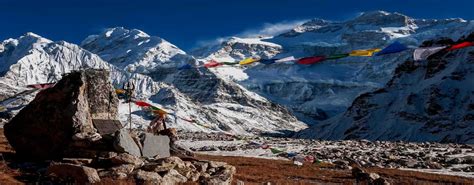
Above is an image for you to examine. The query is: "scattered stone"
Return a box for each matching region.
[236,180,245,185]
[135,170,163,184]
[141,133,170,158]
[110,164,135,174]
[201,164,236,185]
[141,162,176,172]
[373,177,390,185]
[61,158,93,165]
[113,129,142,157]
[111,153,144,167]
[426,161,443,169]
[162,169,188,184]
[193,161,209,173]
[47,163,100,184]
[208,161,228,168]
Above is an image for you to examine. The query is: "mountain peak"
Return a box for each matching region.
[81,27,187,73]
[24,32,43,38]
[103,27,150,39]
[351,11,411,27]
[18,32,52,45]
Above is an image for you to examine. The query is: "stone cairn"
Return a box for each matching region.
[4,69,236,184]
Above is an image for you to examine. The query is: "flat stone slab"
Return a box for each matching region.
[113,129,141,157]
[142,133,170,158]
[93,119,123,135]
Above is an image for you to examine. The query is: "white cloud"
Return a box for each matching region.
[193,19,307,49]
[237,20,307,38]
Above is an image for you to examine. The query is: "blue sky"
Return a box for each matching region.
[1,0,473,50]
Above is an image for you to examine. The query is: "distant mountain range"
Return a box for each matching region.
[1,11,473,143]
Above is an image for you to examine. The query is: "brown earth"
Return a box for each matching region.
[0,128,473,184]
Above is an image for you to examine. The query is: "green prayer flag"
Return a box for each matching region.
[270,147,284,154]
[326,53,349,60]
[222,62,239,65]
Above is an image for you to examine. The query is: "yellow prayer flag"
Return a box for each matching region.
[239,57,260,65]
[115,89,126,95]
[349,48,382,57]
[153,109,168,117]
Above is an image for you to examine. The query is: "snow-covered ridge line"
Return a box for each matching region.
[296,32,474,143]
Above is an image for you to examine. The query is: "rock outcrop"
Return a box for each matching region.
[4,69,119,159]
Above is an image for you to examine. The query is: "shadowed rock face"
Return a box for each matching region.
[4,69,118,160]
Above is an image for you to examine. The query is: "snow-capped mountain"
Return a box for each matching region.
[81,27,192,74]
[193,11,474,125]
[2,11,474,140]
[0,33,114,125]
[297,34,474,144]
[0,31,305,135]
[81,27,306,134]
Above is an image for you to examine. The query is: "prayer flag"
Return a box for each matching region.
[204,60,223,68]
[270,147,284,154]
[239,57,260,65]
[446,41,474,51]
[413,46,447,61]
[297,56,326,65]
[326,53,349,60]
[375,41,408,56]
[275,56,296,63]
[349,48,381,57]
[135,101,152,107]
[259,59,277,65]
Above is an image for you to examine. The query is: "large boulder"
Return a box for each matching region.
[141,133,170,158]
[4,69,119,160]
[113,129,142,157]
[47,163,101,184]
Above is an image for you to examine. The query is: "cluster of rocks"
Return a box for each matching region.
[181,132,474,174]
[3,70,236,184]
[351,166,390,185]
[48,154,236,184]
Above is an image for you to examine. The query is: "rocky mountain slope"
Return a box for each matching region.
[193,11,474,125]
[0,33,112,122]
[297,34,474,144]
[0,30,305,135]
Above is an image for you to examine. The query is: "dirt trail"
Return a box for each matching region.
[198,154,474,184]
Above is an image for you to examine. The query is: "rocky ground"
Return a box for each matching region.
[1,130,473,184]
[179,132,474,178]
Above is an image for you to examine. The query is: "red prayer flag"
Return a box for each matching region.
[447,41,474,51]
[204,60,223,68]
[297,56,326,65]
[27,83,56,89]
[135,101,152,107]
[304,155,315,163]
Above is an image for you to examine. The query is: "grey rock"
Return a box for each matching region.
[208,161,228,168]
[426,161,443,169]
[193,161,209,173]
[201,164,236,185]
[111,153,144,167]
[373,177,390,185]
[141,162,176,172]
[113,129,142,157]
[110,164,135,174]
[4,70,118,160]
[163,169,188,184]
[47,163,101,184]
[141,133,170,158]
[61,158,93,165]
[135,170,163,184]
